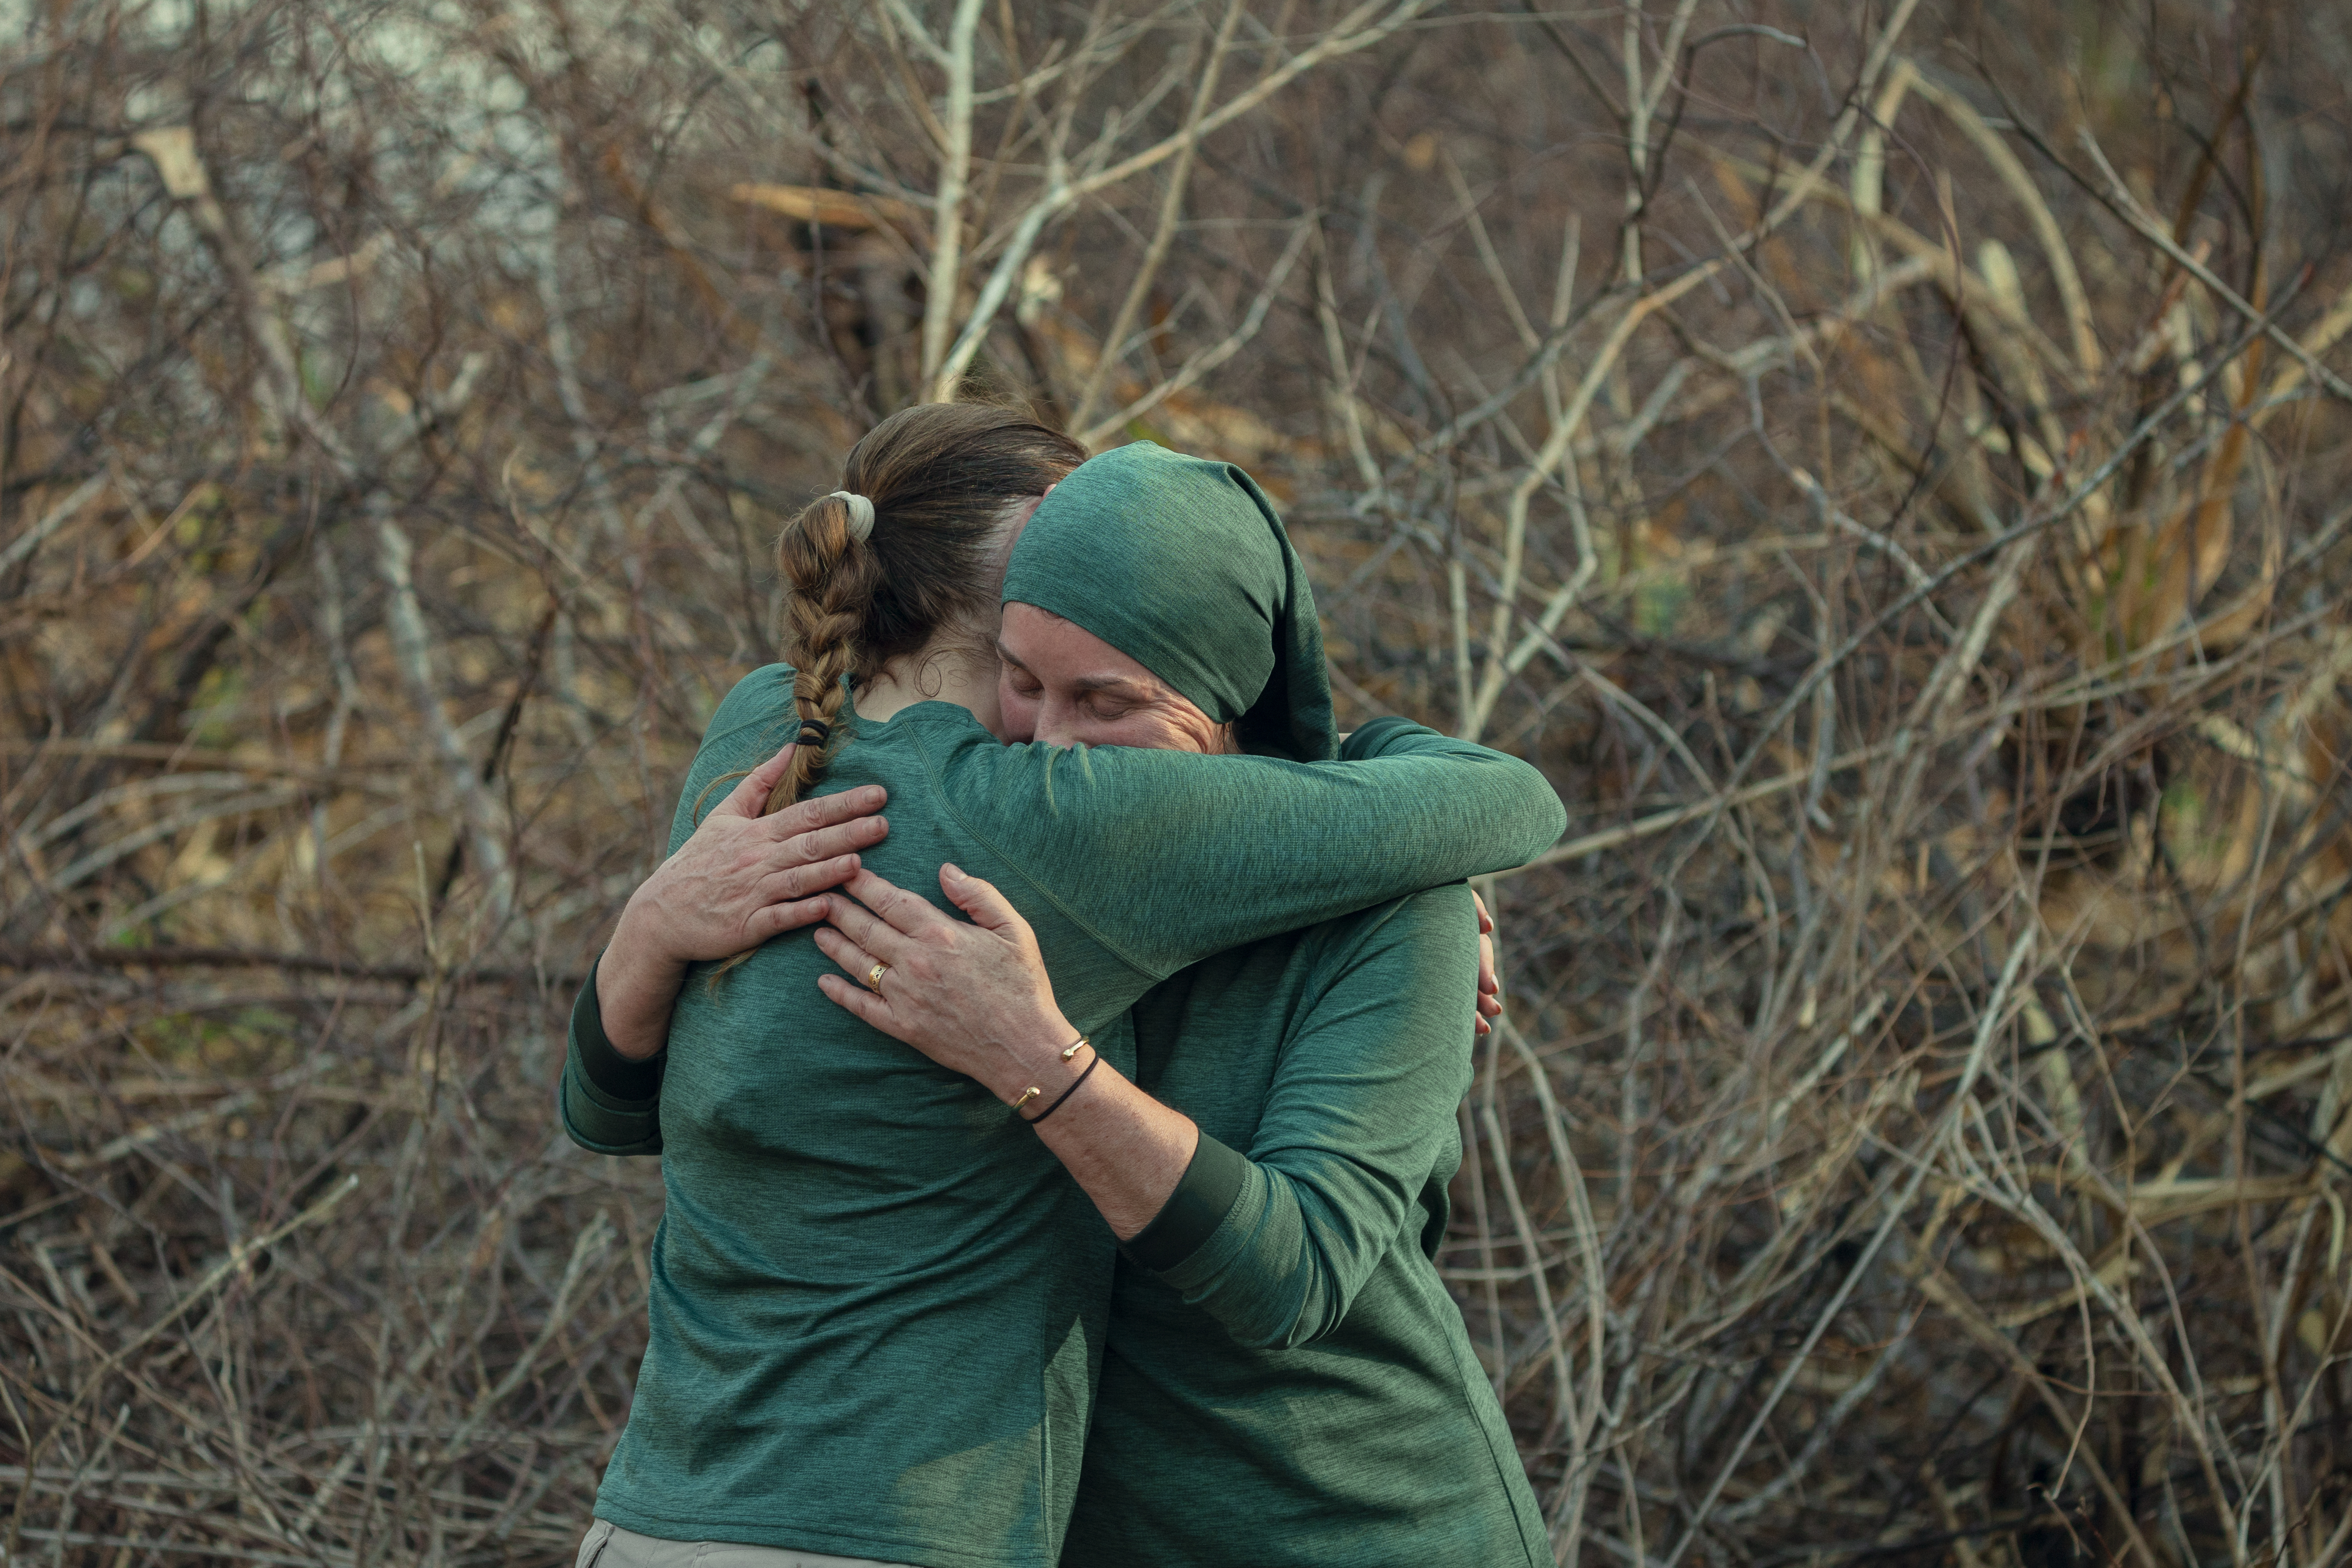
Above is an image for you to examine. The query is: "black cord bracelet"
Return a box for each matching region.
[1020,1050,1101,1126]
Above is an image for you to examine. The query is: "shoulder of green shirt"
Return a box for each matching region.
[708,663,796,740]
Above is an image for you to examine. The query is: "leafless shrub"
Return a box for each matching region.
[4,2,2350,1563]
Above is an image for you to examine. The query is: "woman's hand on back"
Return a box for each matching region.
[812,865,1078,1104]
[619,741,888,965]
[599,741,888,1059]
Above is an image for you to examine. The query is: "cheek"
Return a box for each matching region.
[1106,711,1191,751]
[997,680,1041,740]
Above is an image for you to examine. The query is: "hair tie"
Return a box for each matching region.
[796,719,832,747]
[826,490,876,542]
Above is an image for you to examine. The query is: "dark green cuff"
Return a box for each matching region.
[1124,1133,1250,1273]
[573,955,664,1105]
[1340,715,1424,760]
[558,1063,664,1157]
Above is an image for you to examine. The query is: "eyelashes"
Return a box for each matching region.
[1000,677,1135,724]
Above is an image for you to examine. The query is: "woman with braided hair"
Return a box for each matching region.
[564,405,1562,1568]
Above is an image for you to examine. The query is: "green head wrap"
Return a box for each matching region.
[1000,441,1336,762]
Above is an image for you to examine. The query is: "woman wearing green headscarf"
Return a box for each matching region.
[562,416,1560,1568]
[815,441,1555,1566]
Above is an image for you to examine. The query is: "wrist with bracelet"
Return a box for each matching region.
[1009,1035,1098,1126]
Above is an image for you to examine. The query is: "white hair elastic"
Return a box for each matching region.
[826,490,876,542]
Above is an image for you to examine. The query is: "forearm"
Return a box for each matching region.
[1030,1063,1198,1240]
[595,899,690,1060]
[1340,716,1567,867]
[956,1018,1197,1240]
[956,725,1567,983]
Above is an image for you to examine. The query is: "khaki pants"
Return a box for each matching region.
[575,1519,915,1568]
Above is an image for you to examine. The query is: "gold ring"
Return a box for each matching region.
[864,961,888,992]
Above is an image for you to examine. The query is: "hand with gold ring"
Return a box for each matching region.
[596,740,891,1060]
[813,865,1079,1109]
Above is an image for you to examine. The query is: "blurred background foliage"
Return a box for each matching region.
[3,0,2351,1563]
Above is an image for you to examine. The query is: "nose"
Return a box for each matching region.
[1030,696,1085,749]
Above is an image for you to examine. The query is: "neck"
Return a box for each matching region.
[853,629,1003,735]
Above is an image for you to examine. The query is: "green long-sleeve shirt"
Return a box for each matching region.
[1063,884,1547,1566]
[563,670,1562,1568]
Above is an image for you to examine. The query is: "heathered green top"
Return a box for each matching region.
[560,681,1563,1568]
[1063,882,1549,1566]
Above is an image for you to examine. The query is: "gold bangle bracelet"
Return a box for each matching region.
[1011,1085,1043,1113]
[1060,1035,1090,1063]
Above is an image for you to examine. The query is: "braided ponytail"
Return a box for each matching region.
[766,491,880,814]
[701,401,1085,981]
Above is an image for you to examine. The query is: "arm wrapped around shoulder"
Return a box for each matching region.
[1340,716,1565,868]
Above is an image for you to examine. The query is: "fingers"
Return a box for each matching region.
[812,924,881,983]
[1475,915,1502,1038]
[767,784,889,839]
[816,970,894,1031]
[763,852,864,903]
[780,815,889,869]
[840,869,955,939]
[1472,889,1493,935]
[748,895,834,943]
[715,743,796,818]
[939,864,1027,937]
[821,889,916,964]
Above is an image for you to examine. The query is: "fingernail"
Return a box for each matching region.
[943,864,963,880]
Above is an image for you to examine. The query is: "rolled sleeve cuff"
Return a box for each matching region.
[1123,1132,1250,1273]
[1339,715,1423,760]
[573,956,665,1106]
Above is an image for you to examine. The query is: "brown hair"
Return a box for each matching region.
[763,400,1086,815]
